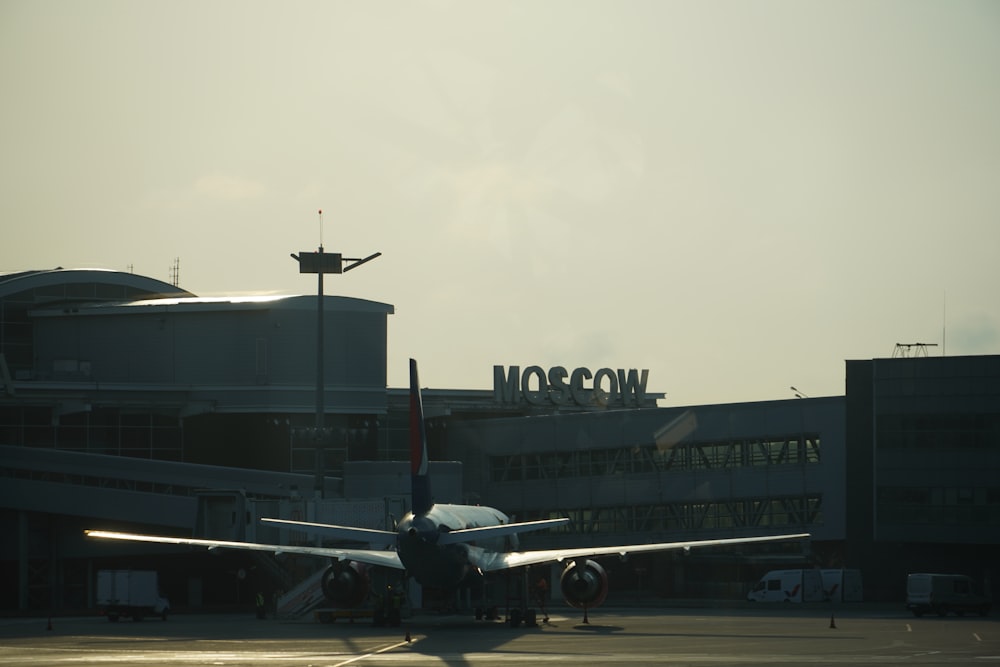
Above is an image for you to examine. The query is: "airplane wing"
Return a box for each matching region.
[84,530,405,570]
[476,532,811,571]
[261,518,397,544]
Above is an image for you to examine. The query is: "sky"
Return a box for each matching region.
[2,1,999,405]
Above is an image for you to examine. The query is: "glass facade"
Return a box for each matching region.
[0,405,184,460]
[517,495,823,534]
[870,356,1000,544]
[846,355,1000,601]
[876,413,1000,450]
[490,434,821,482]
[877,485,1000,527]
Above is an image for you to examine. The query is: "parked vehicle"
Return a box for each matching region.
[820,569,863,602]
[96,570,170,622]
[747,569,824,602]
[906,573,990,617]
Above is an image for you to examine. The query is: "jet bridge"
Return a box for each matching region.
[0,444,341,611]
[0,445,337,529]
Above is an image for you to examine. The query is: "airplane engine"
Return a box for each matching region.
[559,559,609,609]
[320,562,369,608]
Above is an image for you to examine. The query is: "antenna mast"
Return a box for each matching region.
[942,292,947,357]
[892,343,938,358]
[169,258,180,287]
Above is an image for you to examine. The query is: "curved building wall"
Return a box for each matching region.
[30,295,390,397]
[1,270,394,473]
[0,268,190,379]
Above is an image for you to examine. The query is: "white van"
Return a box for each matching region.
[747,569,824,602]
[820,569,863,602]
[906,573,991,617]
[96,570,170,622]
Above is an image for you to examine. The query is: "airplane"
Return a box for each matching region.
[88,359,810,621]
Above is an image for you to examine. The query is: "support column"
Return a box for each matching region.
[18,511,28,611]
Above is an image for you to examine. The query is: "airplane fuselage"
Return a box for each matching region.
[395,503,511,588]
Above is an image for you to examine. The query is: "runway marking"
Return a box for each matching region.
[0,645,424,665]
[973,632,982,642]
[329,638,421,667]
[906,623,912,632]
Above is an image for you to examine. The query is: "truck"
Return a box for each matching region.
[96,570,170,622]
[746,569,824,602]
[906,573,991,617]
[820,569,864,602]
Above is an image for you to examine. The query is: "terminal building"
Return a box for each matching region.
[1,268,997,612]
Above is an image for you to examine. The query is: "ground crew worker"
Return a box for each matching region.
[535,576,549,622]
[255,592,266,620]
[387,584,403,627]
[372,588,385,626]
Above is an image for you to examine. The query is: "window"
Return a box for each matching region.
[486,432,822,481]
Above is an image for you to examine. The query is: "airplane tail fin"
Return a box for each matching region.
[409,359,432,515]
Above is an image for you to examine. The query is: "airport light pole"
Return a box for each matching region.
[291,210,380,497]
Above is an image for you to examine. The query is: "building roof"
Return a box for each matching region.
[1,268,394,316]
[0,267,192,300]
[31,294,394,317]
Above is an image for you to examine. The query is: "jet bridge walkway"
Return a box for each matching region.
[0,444,337,529]
[0,444,403,613]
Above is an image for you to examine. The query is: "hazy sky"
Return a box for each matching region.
[3,1,998,404]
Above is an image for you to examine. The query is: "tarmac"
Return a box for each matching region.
[1,603,997,666]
